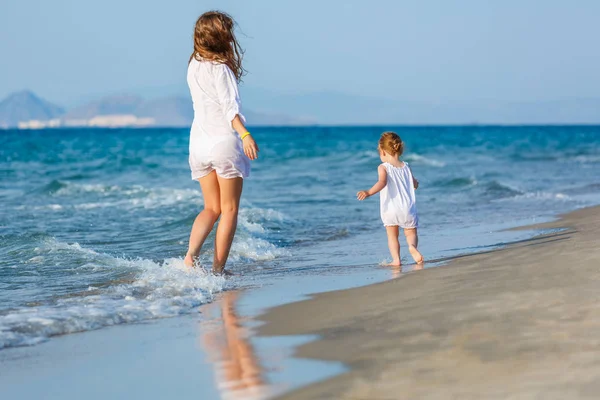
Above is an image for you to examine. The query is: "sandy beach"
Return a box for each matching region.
[259,206,600,399]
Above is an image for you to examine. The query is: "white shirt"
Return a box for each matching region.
[186,57,250,180]
[187,57,245,140]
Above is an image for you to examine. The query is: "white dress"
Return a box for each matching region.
[187,57,250,180]
[380,162,419,228]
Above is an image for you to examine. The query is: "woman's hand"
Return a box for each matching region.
[231,115,259,160]
[243,135,259,160]
[357,190,370,201]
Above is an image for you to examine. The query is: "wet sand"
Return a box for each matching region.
[259,206,600,399]
[0,278,347,400]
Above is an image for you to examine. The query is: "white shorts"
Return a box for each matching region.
[189,133,250,180]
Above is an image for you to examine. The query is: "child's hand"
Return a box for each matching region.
[357,191,370,201]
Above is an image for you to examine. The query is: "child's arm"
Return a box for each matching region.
[357,165,387,201]
[406,164,419,189]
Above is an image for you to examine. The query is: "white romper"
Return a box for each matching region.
[380,162,419,228]
[187,57,250,180]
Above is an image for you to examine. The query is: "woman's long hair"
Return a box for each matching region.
[189,11,245,82]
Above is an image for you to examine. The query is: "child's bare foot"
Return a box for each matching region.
[385,259,402,267]
[408,245,424,264]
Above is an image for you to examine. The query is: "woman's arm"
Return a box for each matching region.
[232,115,259,160]
[215,64,259,160]
[357,165,387,201]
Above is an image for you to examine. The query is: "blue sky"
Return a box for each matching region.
[1,1,599,115]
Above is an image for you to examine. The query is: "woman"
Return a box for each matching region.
[184,11,259,274]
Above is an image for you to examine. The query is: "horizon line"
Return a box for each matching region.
[3,123,600,132]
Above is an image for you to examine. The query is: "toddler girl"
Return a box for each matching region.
[357,132,424,266]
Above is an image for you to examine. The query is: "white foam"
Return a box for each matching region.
[569,155,600,164]
[357,150,446,167]
[53,182,127,196]
[0,200,290,350]
[405,153,446,167]
[238,207,286,234]
[0,256,226,350]
[50,181,201,210]
[15,204,65,211]
[495,191,573,203]
[230,236,290,262]
[1,190,291,349]
[41,238,100,255]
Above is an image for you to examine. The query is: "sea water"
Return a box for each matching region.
[1,125,599,349]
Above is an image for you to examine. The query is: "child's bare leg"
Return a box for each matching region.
[385,226,401,266]
[185,172,221,267]
[404,228,424,264]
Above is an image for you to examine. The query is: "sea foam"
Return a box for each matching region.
[0,255,226,349]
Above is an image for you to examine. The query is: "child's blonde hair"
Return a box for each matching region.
[378,131,404,156]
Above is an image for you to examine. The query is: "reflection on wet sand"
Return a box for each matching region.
[390,265,402,279]
[201,291,270,400]
[389,262,423,278]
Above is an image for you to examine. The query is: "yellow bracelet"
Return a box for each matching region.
[240,131,251,140]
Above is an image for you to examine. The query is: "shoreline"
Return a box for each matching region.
[259,205,600,399]
[1,205,597,400]
[0,256,394,400]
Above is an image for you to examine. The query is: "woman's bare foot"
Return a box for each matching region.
[212,267,234,277]
[408,245,424,264]
[184,254,197,268]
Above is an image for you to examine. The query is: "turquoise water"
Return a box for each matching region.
[1,125,599,349]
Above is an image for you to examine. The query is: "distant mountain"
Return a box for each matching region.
[63,94,143,120]
[3,89,598,128]
[0,91,64,128]
[1,90,313,129]
[60,94,307,127]
[242,88,600,125]
[244,109,316,126]
[135,96,192,127]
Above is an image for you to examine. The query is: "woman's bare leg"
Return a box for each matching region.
[213,176,243,273]
[184,171,221,267]
[385,226,401,266]
[404,228,424,264]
